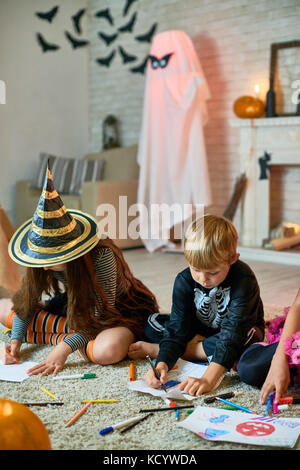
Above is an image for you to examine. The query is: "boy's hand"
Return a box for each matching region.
[178,376,213,396]
[27,342,72,377]
[145,361,168,389]
[0,340,21,364]
[178,362,226,396]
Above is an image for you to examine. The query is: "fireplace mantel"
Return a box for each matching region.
[230,116,300,263]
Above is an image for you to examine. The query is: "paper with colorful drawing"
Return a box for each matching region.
[177,405,300,448]
[128,359,208,400]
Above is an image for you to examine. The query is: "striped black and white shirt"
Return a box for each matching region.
[10,247,128,352]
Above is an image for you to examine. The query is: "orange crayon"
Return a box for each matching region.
[65,402,92,428]
[129,362,136,381]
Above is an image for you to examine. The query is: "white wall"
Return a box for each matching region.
[0,0,89,224]
[87,0,300,220]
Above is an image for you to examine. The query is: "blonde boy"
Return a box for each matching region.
[129,214,265,396]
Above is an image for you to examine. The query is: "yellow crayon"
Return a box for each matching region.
[40,387,59,400]
[81,400,119,403]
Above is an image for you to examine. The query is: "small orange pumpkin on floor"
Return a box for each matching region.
[0,398,51,450]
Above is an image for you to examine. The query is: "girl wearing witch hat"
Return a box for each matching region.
[0,164,158,375]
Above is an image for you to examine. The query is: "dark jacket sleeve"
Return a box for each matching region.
[156,271,195,370]
[212,275,263,369]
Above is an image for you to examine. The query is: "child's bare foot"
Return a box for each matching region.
[128,341,159,360]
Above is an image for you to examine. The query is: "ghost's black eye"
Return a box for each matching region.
[149,55,160,70]
[159,53,173,68]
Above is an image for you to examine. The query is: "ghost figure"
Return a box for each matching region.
[137,30,212,252]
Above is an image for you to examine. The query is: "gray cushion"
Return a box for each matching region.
[31,153,106,195]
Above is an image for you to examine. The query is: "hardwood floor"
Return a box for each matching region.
[123,247,300,310]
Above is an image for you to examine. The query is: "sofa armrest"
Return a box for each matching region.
[81,179,142,249]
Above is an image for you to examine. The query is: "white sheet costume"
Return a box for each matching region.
[137,30,212,252]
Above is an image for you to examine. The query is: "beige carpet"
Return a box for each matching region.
[1,303,299,451]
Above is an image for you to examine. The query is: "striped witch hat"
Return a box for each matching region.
[8,162,99,267]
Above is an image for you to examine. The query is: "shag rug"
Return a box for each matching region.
[1,302,299,452]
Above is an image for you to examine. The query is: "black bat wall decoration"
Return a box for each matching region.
[98,32,118,46]
[65,31,89,49]
[35,6,59,22]
[96,50,116,67]
[36,33,60,52]
[130,55,149,74]
[95,8,114,26]
[71,8,86,35]
[135,23,157,43]
[118,46,137,63]
[118,12,137,33]
[123,0,138,16]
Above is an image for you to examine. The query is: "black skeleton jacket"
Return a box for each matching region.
[155,260,265,371]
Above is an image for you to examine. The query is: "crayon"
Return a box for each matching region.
[129,363,135,381]
[65,402,92,427]
[40,387,59,400]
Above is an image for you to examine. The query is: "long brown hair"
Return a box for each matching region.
[12,238,159,339]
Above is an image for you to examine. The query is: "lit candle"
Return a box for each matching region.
[254,84,260,98]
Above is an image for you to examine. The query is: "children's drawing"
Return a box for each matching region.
[209,414,230,424]
[236,421,275,437]
[177,406,300,448]
[199,429,229,439]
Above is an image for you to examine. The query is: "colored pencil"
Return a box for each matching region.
[138,405,194,413]
[81,399,119,404]
[215,397,254,413]
[23,402,64,407]
[65,402,92,427]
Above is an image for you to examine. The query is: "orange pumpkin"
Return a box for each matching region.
[0,398,51,450]
[233,95,265,118]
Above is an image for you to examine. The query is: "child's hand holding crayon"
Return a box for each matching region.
[0,340,21,364]
[145,361,168,389]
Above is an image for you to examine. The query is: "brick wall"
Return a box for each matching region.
[87,0,300,218]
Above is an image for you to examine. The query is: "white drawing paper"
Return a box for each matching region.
[0,361,38,382]
[128,359,208,401]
